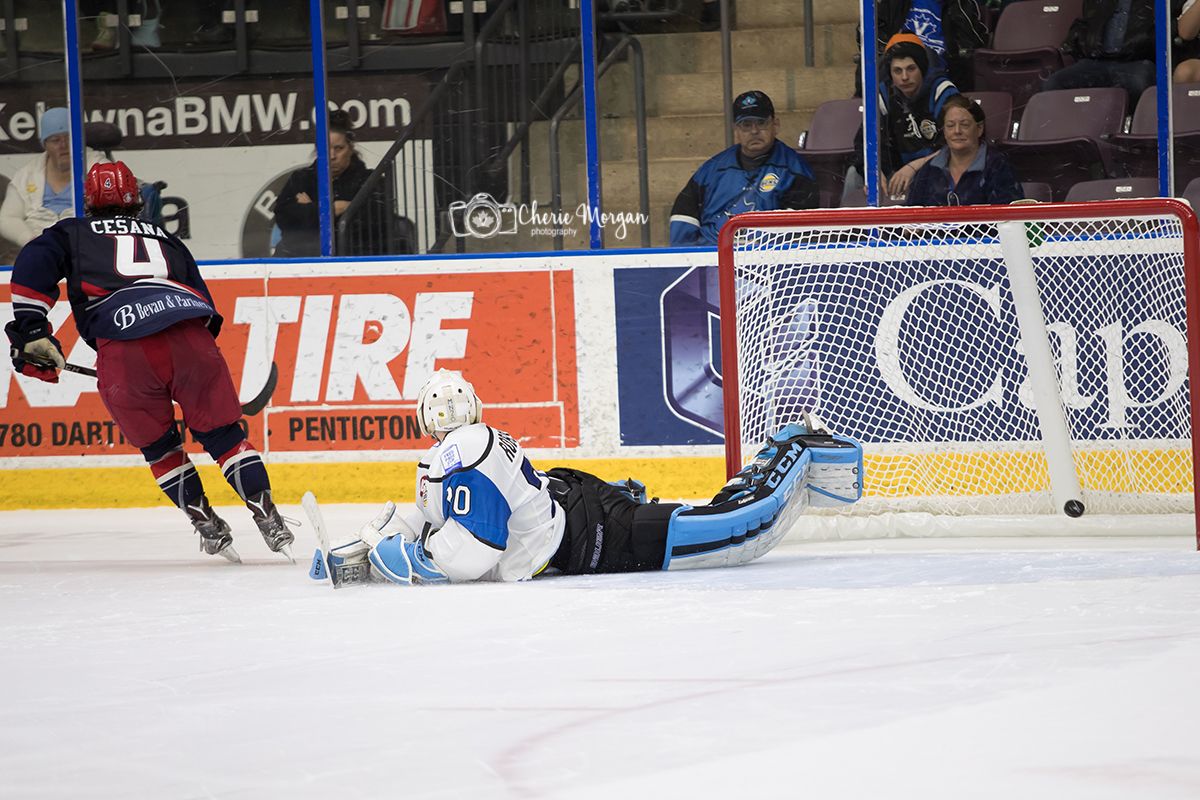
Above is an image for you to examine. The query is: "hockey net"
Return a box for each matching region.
[718,200,1200,542]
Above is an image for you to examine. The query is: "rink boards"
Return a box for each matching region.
[0,251,729,509]
[1,247,1193,512]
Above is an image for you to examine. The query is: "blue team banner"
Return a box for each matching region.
[615,253,1189,447]
[615,265,724,446]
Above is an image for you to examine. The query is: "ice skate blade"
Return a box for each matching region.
[218,545,242,564]
[277,543,296,564]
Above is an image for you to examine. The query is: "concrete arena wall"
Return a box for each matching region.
[0,249,726,509]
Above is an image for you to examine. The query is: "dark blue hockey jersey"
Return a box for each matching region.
[669,140,817,247]
[9,215,221,348]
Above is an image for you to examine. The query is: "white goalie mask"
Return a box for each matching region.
[416,369,483,439]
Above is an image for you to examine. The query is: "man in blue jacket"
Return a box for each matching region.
[669,91,817,246]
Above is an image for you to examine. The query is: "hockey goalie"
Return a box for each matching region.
[307,370,863,587]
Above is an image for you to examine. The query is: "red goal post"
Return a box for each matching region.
[718,200,1200,545]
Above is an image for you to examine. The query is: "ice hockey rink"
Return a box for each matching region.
[3,504,1200,799]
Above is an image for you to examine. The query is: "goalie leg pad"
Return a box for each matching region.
[806,435,863,507]
[368,536,449,585]
[662,426,849,570]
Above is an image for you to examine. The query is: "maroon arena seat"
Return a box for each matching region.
[1020,181,1053,202]
[1064,178,1160,202]
[798,98,863,208]
[1182,177,1200,211]
[995,87,1128,201]
[972,0,1084,111]
[1110,83,1200,187]
[965,91,1015,142]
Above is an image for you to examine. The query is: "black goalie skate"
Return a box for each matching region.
[185,496,241,563]
[247,490,296,563]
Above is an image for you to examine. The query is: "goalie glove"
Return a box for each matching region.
[5,318,65,383]
[357,500,425,546]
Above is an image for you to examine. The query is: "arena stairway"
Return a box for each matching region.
[485,0,860,253]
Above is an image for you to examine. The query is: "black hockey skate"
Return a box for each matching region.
[247,490,296,563]
[185,496,241,563]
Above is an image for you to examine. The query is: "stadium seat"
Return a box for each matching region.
[1180,177,1200,208]
[972,0,1083,111]
[965,91,1015,142]
[1021,181,1053,203]
[1064,178,1160,202]
[798,98,863,208]
[840,184,906,207]
[1110,83,1200,187]
[995,87,1128,201]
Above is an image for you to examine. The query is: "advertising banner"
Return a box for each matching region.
[0,73,437,261]
[615,253,1190,447]
[0,264,578,459]
[614,265,723,447]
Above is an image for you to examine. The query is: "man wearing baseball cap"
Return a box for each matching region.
[669,90,817,246]
[0,107,99,250]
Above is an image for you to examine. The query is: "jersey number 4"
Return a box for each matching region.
[114,234,169,279]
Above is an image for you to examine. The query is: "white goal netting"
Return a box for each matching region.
[723,202,1198,524]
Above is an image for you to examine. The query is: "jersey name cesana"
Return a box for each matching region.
[9,216,220,347]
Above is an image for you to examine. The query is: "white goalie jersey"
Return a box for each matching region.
[415,423,566,582]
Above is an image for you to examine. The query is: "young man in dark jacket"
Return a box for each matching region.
[845,34,959,202]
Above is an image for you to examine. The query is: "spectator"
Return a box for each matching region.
[272,110,397,258]
[1043,0,1155,104]
[0,108,97,250]
[845,34,959,203]
[857,0,989,93]
[905,95,1024,206]
[1175,0,1200,82]
[669,90,817,247]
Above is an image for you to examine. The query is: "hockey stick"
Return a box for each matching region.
[302,491,333,584]
[19,356,280,417]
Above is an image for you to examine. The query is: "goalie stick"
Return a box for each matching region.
[302,491,372,588]
[17,355,280,417]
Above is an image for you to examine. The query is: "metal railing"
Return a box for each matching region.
[548,34,649,250]
[339,0,653,255]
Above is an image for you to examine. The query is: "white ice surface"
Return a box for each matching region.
[2,505,1200,799]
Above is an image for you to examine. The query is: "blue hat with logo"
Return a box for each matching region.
[733,91,775,123]
[39,107,70,144]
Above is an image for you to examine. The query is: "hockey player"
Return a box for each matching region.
[310,370,862,587]
[5,161,295,563]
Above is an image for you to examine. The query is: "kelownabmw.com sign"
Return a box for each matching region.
[614,253,1188,447]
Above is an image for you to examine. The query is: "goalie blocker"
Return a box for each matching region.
[308,420,862,587]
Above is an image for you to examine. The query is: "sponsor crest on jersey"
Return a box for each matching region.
[920,119,938,140]
[759,172,780,193]
[419,474,429,507]
[440,443,463,472]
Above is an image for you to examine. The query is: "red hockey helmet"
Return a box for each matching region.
[84,161,142,213]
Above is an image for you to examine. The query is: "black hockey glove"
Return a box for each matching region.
[5,318,65,384]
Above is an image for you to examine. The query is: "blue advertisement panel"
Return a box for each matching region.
[615,247,1189,447]
[615,265,723,446]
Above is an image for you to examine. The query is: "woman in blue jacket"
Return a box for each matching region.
[906,94,1023,206]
